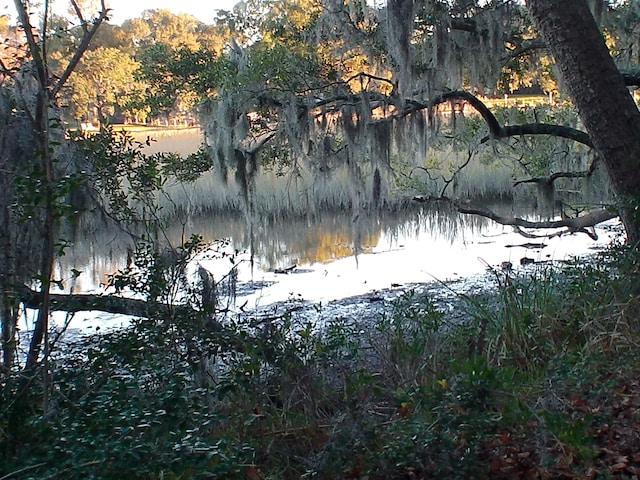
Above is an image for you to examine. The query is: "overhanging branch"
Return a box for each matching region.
[402,90,593,148]
[454,200,617,239]
[489,123,594,148]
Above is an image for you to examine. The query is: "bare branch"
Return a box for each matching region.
[454,200,617,238]
[343,72,395,89]
[69,0,89,34]
[440,149,474,197]
[52,3,111,97]
[13,0,47,90]
[486,123,594,148]
[513,156,598,187]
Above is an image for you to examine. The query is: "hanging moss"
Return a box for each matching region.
[197,0,614,219]
[371,121,392,167]
[386,0,413,91]
[372,166,382,208]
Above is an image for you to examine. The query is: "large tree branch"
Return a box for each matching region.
[440,90,504,136]
[454,200,617,239]
[404,90,502,135]
[20,287,184,317]
[488,123,594,148]
[18,287,306,357]
[402,90,594,148]
[303,84,591,151]
[412,196,618,239]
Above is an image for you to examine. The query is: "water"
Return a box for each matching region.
[19,130,623,337]
[34,202,621,338]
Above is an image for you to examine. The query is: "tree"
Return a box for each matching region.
[66,46,140,122]
[0,0,109,372]
[121,9,229,121]
[88,21,130,50]
[526,0,640,244]
[132,43,201,118]
[121,9,215,50]
[168,0,637,243]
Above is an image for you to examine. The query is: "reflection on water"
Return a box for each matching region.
[41,197,621,339]
[53,128,618,301]
[57,199,549,295]
[130,128,203,156]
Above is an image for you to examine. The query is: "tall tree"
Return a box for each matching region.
[2,0,109,371]
[526,0,640,244]
[121,9,209,50]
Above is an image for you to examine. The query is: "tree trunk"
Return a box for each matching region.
[24,64,55,372]
[526,0,640,245]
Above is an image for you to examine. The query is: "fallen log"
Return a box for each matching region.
[20,287,181,317]
[274,264,297,274]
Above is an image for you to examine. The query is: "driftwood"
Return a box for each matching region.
[274,264,297,274]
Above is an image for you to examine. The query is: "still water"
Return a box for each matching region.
[46,201,621,335]
[24,129,623,334]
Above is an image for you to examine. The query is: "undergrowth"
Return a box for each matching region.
[1,243,640,479]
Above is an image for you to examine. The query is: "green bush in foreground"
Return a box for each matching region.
[2,244,640,478]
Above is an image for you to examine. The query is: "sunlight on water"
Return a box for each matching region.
[15,130,622,340]
[19,207,622,341]
[230,218,622,309]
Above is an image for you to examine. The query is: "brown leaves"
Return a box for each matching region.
[464,375,640,480]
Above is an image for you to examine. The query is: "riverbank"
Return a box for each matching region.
[4,239,640,479]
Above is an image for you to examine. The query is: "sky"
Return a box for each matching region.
[1,0,240,25]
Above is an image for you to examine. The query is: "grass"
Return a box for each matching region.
[112,124,200,132]
[1,242,640,479]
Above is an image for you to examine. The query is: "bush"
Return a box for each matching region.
[3,244,640,478]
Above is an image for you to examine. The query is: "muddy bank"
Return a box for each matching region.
[232,263,530,331]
